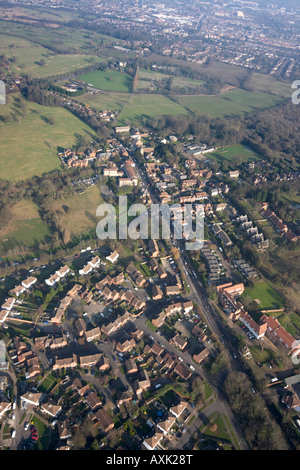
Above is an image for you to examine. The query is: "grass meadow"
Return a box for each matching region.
[0,34,102,78]
[175,88,285,118]
[77,69,133,92]
[47,185,104,238]
[0,93,96,181]
[0,199,51,256]
[116,93,189,125]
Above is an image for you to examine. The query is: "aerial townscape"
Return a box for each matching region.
[0,0,300,455]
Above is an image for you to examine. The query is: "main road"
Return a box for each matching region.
[131,151,249,449]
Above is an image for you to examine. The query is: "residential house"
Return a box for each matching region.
[142,432,164,450]
[75,318,87,337]
[173,363,192,380]
[134,369,151,395]
[193,348,210,364]
[40,400,62,418]
[1,298,15,311]
[99,355,110,372]
[21,392,43,407]
[157,414,176,435]
[106,250,119,264]
[125,358,138,375]
[172,334,188,350]
[52,354,77,370]
[165,285,181,296]
[57,419,72,440]
[93,408,114,433]
[169,400,188,419]
[152,284,163,300]
[21,276,37,289]
[79,353,102,368]
[149,239,159,258]
[85,391,102,411]
[85,327,101,343]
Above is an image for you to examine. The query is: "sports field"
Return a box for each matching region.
[208,144,261,164]
[0,94,95,181]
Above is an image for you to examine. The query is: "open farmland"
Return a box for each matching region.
[0,18,118,53]
[116,93,189,125]
[0,94,95,181]
[175,89,285,118]
[74,91,131,113]
[0,34,103,78]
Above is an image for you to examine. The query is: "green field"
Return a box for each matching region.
[0,199,51,256]
[242,280,285,310]
[0,17,118,53]
[47,185,104,238]
[243,72,291,98]
[0,94,95,181]
[74,91,131,113]
[175,89,285,118]
[0,34,102,78]
[137,67,205,93]
[116,93,188,125]
[77,69,133,92]
[208,144,261,164]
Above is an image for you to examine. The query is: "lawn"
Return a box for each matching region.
[39,372,57,393]
[116,93,188,125]
[242,280,285,310]
[77,69,133,92]
[0,199,52,256]
[249,345,276,364]
[203,415,230,440]
[0,94,95,181]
